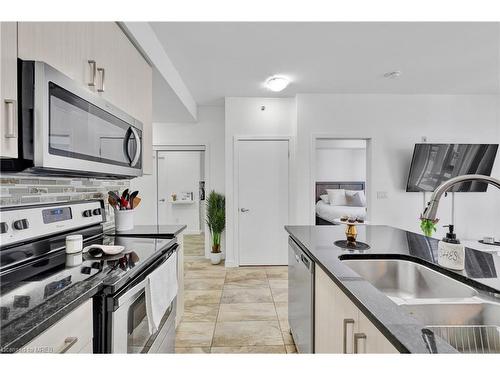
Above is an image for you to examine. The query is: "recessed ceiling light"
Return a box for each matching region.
[265,76,290,92]
[383,71,402,79]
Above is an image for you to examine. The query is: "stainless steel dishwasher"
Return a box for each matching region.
[288,237,314,353]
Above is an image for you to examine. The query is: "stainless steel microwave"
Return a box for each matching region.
[1,60,143,178]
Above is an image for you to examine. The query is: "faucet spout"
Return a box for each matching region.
[421,174,500,222]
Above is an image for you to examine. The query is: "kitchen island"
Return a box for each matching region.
[285,224,500,354]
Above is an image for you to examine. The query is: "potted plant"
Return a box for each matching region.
[420,216,438,237]
[206,191,225,265]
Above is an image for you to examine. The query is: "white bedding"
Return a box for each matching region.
[315,200,366,223]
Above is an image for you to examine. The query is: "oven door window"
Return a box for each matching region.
[127,291,151,353]
[126,290,174,353]
[48,82,142,169]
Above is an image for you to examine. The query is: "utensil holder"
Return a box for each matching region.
[114,209,134,231]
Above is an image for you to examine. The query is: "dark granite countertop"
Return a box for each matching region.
[105,225,187,238]
[285,224,500,354]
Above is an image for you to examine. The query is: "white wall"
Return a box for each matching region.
[315,140,366,182]
[131,105,225,242]
[224,97,296,266]
[295,94,500,241]
[157,151,201,233]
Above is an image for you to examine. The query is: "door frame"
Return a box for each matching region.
[310,135,372,225]
[154,143,211,258]
[233,136,291,266]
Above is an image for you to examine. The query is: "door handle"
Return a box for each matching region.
[4,99,17,138]
[343,318,355,354]
[58,337,78,353]
[354,333,367,354]
[129,127,141,167]
[88,60,97,87]
[240,208,250,212]
[97,67,105,92]
[159,199,166,202]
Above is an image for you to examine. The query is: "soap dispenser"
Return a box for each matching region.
[437,225,465,271]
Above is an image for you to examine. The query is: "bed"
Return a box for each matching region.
[315,181,366,225]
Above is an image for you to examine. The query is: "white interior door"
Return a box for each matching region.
[238,139,289,265]
[157,151,202,233]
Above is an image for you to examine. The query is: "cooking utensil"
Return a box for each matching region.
[132,197,141,208]
[129,191,139,208]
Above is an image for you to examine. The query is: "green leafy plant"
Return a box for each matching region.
[420,217,438,237]
[206,191,225,253]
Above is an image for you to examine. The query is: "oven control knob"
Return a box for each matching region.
[82,209,93,217]
[92,208,102,216]
[13,219,29,230]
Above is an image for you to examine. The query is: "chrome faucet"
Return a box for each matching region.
[421,174,500,221]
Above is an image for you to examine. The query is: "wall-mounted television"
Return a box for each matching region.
[406,144,498,192]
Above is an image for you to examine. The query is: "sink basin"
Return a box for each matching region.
[402,302,500,353]
[341,259,477,300]
[401,301,500,327]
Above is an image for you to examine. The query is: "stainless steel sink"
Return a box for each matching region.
[401,302,500,327]
[341,259,477,300]
[402,302,500,353]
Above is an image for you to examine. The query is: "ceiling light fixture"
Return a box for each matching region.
[383,71,402,79]
[265,76,290,92]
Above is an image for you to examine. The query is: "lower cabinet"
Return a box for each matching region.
[19,300,93,354]
[314,267,399,354]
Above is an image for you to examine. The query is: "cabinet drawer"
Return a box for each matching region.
[19,300,93,354]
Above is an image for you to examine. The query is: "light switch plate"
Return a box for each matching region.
[377,191,388,199]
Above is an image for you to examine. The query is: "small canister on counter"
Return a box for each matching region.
[66,234,83,254]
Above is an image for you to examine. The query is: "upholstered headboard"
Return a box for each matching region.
[315,181,365,202]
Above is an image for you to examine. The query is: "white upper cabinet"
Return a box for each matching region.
[17,22,153,174]
[0,22,19,158]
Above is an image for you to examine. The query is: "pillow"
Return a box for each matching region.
[345,190,366,207]
[326,189,347,206]
[319,194,329,204]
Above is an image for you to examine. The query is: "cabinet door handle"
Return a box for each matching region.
[97,67,105,92]
[88,60,97,87]
[354,333,367,354]
[4,99,17,138]
[343,318,355,354]
[58,337,78,353]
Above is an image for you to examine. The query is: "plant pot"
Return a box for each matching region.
[210,252,222,265]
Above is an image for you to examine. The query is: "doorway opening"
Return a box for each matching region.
[313,138,368,225]
[156,148,206,257]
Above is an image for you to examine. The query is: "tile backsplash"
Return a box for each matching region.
[0,174,130,228]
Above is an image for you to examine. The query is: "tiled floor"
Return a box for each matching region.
[176,234,296,354]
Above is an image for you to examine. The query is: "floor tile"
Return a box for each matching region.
[221,288,273,304]
[285,345,297,354]
[268,279,288,290]
[213,321,284,347]
[275,302,288,321]
[175,322,215,347]
[183,304,220,322]
[279,319,290,331]
[224,278,269,289]
[211,346,286,354]
[265,267,288,279]
[271,288,288,303]
[184,290,222,306]
[225,268,267,281]
[281,328,295,345]
[185,278,225,291]
[218,303,278,321]
[185,269,227,279]
[175,347,211,354]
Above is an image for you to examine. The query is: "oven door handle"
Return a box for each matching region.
[111,244,178,310]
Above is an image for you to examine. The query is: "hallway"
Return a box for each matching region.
[175,234,296,353]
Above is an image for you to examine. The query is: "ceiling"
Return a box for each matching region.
[150,22,500,106]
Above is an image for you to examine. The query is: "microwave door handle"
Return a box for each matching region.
[129,127,141,167]
[124,128,133,164]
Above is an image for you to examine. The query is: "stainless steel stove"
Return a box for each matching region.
[0,200,178,353]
